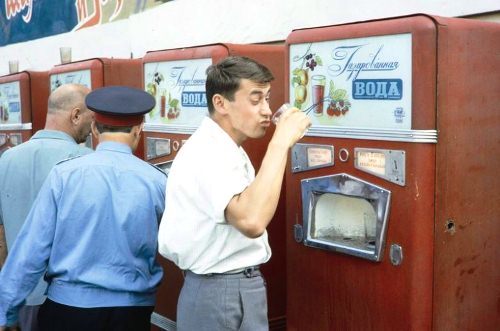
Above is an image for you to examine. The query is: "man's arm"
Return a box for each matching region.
[225,108,310,238]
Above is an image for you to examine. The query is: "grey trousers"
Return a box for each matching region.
[177,270,268,331]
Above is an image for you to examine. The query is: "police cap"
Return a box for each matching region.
[86,86,155,126]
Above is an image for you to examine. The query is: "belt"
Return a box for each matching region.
[187,266,261,279]
[227,266,260,278]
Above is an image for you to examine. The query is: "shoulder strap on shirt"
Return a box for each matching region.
[148,163,168,177]
[56,155,83,165]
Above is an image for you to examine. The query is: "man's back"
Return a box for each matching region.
[4,141,165,307]
[0,129,92,305]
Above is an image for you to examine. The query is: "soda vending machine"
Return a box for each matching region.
[142,43,286,330]
[48,58,143,155]
[0,71,49,156]
[284,15,499,330]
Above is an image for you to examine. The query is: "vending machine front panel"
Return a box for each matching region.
[289,33,413,131]
[285,14,499,331]
[0,80,22,125]
[50,69,92,91]
[0,71,48,155]
[144,57,212,134]
[285,15,439,331]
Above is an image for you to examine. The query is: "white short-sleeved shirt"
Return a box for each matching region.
[158,117,271,274]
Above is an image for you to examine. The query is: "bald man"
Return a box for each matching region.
[0,84,94,331]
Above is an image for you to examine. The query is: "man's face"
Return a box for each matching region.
[225,79,272,145]
[75,108,95,144]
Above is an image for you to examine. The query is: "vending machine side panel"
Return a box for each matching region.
[25,71,50,133]
[101,58,144,158]
[433,17,500,331]
[101,58,143,88]
[226,44,287,329]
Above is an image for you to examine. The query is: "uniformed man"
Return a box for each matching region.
[0,86,166,331]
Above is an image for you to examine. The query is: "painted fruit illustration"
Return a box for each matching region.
[296,69,308,85]
[294,85,307,104]
[326,80,351,117]
[291,48,322,109]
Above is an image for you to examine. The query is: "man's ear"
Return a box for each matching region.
[70,107,81,125]
[91,121,99,138]
[133,122,144,137]
[212,94,228,115]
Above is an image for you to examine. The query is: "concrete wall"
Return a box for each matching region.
[0,0,499,76]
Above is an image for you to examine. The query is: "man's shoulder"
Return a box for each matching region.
[0,139,34,157]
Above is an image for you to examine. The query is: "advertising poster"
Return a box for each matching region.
[0,81,22,124]
[289,33,412,129]
[1,0,172,46]
[144,58,211,127]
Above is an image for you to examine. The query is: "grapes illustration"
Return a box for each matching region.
[305,54,318,71]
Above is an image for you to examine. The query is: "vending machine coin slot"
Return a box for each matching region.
[338,148,350,162]
[301,173,391,261]
[354,148,406,186]
[146,137,171,160]
[172,140,180,151]
[291,143,334,173]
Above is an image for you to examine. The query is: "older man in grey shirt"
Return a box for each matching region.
[0,84,93,331]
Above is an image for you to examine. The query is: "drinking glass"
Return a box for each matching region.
[271,103,292,124]
[271,103,308,139]
[8,60,19,74]
[60,47,72,64]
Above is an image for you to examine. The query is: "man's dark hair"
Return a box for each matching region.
[94,122,133,134]
[205,56,274,114]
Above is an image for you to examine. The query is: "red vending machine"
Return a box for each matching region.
[48,58,143,155]
[142,43,286,330]
[0,71,49,156]
[284,15,499,330]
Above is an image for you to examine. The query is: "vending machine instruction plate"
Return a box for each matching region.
[291,143,334,173]
[354,148,405,186]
